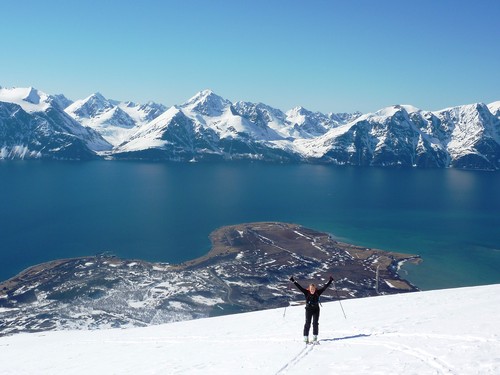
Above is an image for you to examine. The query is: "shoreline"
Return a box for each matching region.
[0,222,421,336]
[1,222,421,297]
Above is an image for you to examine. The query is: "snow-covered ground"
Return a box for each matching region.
[1,284,499,374]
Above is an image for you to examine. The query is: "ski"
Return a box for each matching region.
[305,340,320,345]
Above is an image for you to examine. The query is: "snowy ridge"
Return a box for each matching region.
[181,89,231,117]
[65,93,166,146]
[0,87,112,159]
[179,90,285,141]
[1,284,498,374]
[0,87,53,113]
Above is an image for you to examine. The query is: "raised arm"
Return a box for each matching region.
[289,276,308,294]
[317,276,334,295]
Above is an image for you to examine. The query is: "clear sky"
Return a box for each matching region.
[1,0,499,113]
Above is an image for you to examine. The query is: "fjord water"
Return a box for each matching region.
[0,161,498,290]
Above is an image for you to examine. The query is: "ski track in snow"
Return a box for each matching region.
[389,343,454,374]
[77,328,497,374]
[273,329,472,375]
[275,344,315,374]
[338,337,456,374]
[282,331,488,375]
[275,332,459,375]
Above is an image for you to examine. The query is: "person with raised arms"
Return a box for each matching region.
[290,275,333,344]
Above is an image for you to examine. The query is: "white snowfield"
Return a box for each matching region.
[1,284,499,375]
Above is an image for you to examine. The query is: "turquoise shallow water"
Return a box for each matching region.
[1,161,498,290]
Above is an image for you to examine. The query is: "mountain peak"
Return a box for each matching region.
[373,104,415,118]
[23,87,42,105]
[182,89,231,116]
[0,86,51,113]
[52,94,73,109]
[92,91,106,99]
[199,88,215,97]
[65,92,115,119]
[184,89,217,103]
[287,106,312,117]
[86,92,110,104]
[487,101,500,117]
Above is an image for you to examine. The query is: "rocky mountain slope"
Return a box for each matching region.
[0,87,111,159]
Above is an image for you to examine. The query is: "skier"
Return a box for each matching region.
[290,275,333,344]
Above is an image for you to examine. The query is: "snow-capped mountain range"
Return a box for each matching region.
[1,85,499,169]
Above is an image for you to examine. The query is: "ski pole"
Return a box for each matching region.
[283,279,292,318]
[331,277,347,319]
[283,295,293,318]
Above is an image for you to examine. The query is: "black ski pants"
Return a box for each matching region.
[303,305,320,336]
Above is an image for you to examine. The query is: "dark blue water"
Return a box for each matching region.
[1,161,499,290]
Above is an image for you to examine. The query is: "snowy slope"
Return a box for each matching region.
[0,86,53,113]
[488,101,500,118]
[114,91,294,161]
[285,106,350,138]
[1,284,498,374]
[180,90,285,141]
[65,93,166,146]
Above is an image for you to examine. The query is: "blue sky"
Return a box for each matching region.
[1,0,499,113]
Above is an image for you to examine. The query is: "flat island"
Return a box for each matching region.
[0,222,420,336]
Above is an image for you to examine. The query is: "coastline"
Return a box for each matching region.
[0,222,421,336]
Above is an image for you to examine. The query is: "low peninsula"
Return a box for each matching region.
[0,222,420,336]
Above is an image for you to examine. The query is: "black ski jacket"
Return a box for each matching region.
[293,279,332,309]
